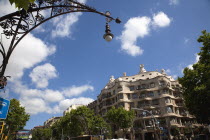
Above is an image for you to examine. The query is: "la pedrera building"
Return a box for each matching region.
[88,65,200,140]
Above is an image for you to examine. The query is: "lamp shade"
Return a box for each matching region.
[103,33,114,42]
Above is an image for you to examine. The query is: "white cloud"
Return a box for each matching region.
[51,13,82,38]
[165,69,177,80]
[77,0,87,3]
[52,97,94,114]
[172,75,178,79]
[0,90,9,98]
[10,80,94,114]
[187,54,200,69]
[184,38,190,44]
[119,17,151,56]
[2,33,56,79]
[119,11,171,56]
[41,0,87,36]
[30,63,58,88]
[0,0,94,116]
[152,12,171,27]
[1,1,57,80]
[169,0,179,5]
[0,0,16,17]
[20,97,50,115]
[11,81,42,97]
[165,69,171,74]
[43,89,64,103]
[63,85,94,97]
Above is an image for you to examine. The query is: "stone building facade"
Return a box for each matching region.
[44,117,61,128]
[63,104,84,116]
[88,65,198,140]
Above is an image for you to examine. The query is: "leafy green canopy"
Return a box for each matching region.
[9,0,36,10]
[106,107,135,138]
[51,106,109,139]
[32,128,52,140]
[4,99,30,139]
[178,30,210,124]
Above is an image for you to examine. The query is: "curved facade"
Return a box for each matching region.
[88,65,198,140]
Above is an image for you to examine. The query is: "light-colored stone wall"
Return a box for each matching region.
[44,117,61,128]
[63,104,84,116]
[88,65,198,139]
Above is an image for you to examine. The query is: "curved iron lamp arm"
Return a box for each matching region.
[0,0,121,89]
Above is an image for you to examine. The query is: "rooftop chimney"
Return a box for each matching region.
[139,64,146,74]
[123,72,126,76]
[161,69,166,75]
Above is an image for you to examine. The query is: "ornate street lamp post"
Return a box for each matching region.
[0,0,121,89]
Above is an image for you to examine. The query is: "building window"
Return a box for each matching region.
[152,109,161,115]
[137,85,141,90]
[152,99,159,105]
[159,81,165,87]
[102,94,106,99]
[139,93,146,98]
[129,86,135,91]
[118,102,124,107]
[165,97,171,103]
[142,84,146,89]
[157,90,161,95]
[166,106,173,113]
[138,101,150,107]
[145,120,153,127]
[130,102,134,109]
[162,89,168,94]
[169,90,173,95]
[117,86,122,92]
[167,82,171,87]
[112,98,115,104]
[132,93,138,99]
[107,92,111,98]
[106,100,112,106]
[150,83,155,88]
[137,101,143,108]
[118,94,123,99]
[147,92,154,97]
[113,90,116,95]
[127,94,131,99]
[159,119,166,125]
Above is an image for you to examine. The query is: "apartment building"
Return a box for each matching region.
[44,116,61,128]
[63,104,84,116]
[88,64,198,140]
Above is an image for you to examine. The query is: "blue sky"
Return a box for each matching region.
[0,0,210,129]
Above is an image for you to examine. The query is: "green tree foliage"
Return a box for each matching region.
[32,128,52,140]
[105,107,135,138]
[9,0,35,10]
[4,99,30,139]
[51,106,108,139]
[178,30,210,124]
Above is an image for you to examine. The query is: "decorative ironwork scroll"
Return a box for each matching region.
[0,0,120,89]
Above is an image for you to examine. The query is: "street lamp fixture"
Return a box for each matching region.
[103,23,114,42]
[0,0,121,89]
